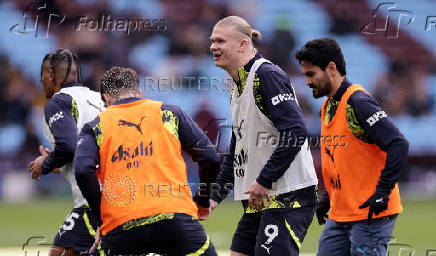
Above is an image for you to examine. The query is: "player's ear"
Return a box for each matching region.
[137,89,142,99]
[102,94,113,106]
[48,68,55,83]
[326,62,337,75]
[238,38,249,52]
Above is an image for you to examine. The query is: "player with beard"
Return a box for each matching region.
[296,38,409,256]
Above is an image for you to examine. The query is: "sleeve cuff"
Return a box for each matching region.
[256,174,272,190]
[211,194,223,204]
[375,183,393,196]
[193,194,210,208]
[41,159,52,175]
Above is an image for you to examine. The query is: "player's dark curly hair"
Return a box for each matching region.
[100,66,139,97]
[295,38,346,76]
[41,48,81,85]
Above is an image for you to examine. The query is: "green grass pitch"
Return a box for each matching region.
[1,198,435,254]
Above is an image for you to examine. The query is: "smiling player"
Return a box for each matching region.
[209,16,318,256]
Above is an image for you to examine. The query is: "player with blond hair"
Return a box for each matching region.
[210,16,318,256]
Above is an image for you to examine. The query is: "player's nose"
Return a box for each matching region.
[210,43,218,53]
[306,77,312,86]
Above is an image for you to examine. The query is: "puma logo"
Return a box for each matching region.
[118,116,146,135]
[375,198,383,203]
[58,230,66,237]
[325,146,335,164]
[261,244,272,254]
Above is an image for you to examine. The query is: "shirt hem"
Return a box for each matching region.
[234,179,318,201]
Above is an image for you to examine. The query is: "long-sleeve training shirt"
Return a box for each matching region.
[42,82,80,174]
[74,97,220,217]
[323,79,409,194]
[213,53,316,206]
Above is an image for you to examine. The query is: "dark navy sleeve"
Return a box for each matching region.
[74,117,102,220]
[162,105,220,208]
[255,66,309,189]
[212,132,235,203]
[349,91,409,193]
[42,93,78,174]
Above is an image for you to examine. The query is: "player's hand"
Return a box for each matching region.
[39,145,50,156]
[210,199,219,211]
[244,180,271,211]
[28,155,45,181]
[359,192,389,225]
[28,146,60,177]
[316,192,330,225]
[89,226,101,255]
[197,205,210,221]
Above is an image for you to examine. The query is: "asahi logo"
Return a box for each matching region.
[111,141,153,170]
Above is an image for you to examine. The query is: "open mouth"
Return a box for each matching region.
[213,53,222,60]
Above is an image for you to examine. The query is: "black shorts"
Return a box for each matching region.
[231,205,316,256]
[101,213,217,256]
[53,205,100,255]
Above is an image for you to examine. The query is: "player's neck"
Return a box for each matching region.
[228,51,256,82]
[60,78,77,87]
[327,76,345,98]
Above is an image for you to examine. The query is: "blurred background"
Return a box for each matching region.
[0,0,435,254]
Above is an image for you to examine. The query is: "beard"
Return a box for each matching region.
[311,75,332,98]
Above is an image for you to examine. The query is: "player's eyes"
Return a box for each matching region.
[212,39,223,44]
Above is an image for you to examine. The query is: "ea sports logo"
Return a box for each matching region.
[366,111,387,126]
[103,173,137,207]
[271,93,294,106]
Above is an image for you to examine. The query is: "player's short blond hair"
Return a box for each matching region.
[215,16,261,41]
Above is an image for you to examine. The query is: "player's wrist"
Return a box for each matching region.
[256,175,272,190]
[211,194,223,204]
[375,184,391,198]
[41,160,52,175]
[193,194,210,208]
